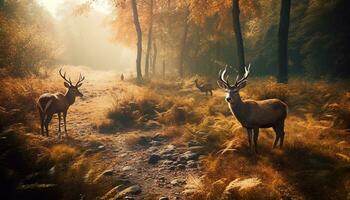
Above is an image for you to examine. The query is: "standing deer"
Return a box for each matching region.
[217,65,287,152]
[194,79,213,96]
[37,69,85,137]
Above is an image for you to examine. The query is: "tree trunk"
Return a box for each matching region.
[144,0,154,78]
[178,9,189,78]
[131,0,142,81]
[152,40,157,75]
[163,60,165,78]
[0,0,4,9]
[277,0,291,83]
[232,0,245,76]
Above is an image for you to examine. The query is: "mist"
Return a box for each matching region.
[51,1,135,72]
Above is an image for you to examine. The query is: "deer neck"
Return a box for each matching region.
[228,93,248,125]
[65,91,76,106]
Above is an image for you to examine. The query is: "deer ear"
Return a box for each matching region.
[237,81,247,89]
[64,82,70,88]
[76,83,83,88]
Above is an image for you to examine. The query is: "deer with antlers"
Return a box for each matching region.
[37,69,85,137]
[217,65,288,152]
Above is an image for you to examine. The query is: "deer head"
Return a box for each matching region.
[59,69,85,97]
[217,64,251,103]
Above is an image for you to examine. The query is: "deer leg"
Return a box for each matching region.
[210,90,213,96]
[39,111,44,136]
[272,126,281,148]
[58,113,61,132]
[279,123,285,148]
[253,128,259,153]
[44,114,53,137]
[247,128,253,149]
[63,111,67,136]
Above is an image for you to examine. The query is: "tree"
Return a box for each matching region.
[0,0,4,9]
[232,0,245,76]
[178,7,189,78]
[152,40,157,74]
[144,0,154,78]
[277,0,291,83]
[131,0,143,80]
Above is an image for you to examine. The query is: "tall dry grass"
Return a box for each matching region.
[0,71,61,130]
[109,76,350,199]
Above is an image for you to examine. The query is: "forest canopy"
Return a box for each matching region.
[0,0,349,78]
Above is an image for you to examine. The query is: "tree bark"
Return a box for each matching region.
[277,0,291,83]
[232,0,245,76]
[163,60,165,78]
[179,9,189,78]
[152,40,157,75]
[131,0,142,81]
[144,0,154,78]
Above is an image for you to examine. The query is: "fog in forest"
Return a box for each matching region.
[41,0,135,71]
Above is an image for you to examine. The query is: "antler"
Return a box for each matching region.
[75,73,85,87]
[234,64,251,87]
[218,64,251,89]
[59,68,73,86]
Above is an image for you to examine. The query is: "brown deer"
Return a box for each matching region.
[37,69,85,137]
[194,79,213,96]
[217,65,287,152]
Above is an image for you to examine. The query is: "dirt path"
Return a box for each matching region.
[50,70,200,199]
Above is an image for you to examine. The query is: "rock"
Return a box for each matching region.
[97,145,105,150]
[152,133,167,141]
[159,197,169,200]
[182,151,199,161]
[162,160,174,165]
[187,160,197,168]
[137,136,151,146]
[168,166,176,171]
[148,146,159,152]
[150,140,162,146]
[115,185,142,199]
[177,164,186,170]
[124,196,135,200]
[122,166,134,171]
[100,185,123,200]
[160,145,176,155]
[145,120,161,130]
[148,154,162,164]
[102,169,114,176]
[223,178,261,198]
[170,179,185,186]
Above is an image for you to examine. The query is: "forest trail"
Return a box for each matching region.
[49,69,201,199]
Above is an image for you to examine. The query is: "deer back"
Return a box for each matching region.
[229,99,287,128]
[37,92,69,114]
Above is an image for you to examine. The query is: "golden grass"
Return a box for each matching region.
[135,76,350,199]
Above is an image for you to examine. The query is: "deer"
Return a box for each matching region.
[217,65,288,153]
[37,69,85,137]
[194,79,213,96]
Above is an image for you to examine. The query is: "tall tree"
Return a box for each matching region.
[131,0,143,80]
[178,8,189,78]
[152,40,157,74]
[232,0,245,76]
[277,0,291,83]
[0,0,4,9]
[144,0,154,78]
